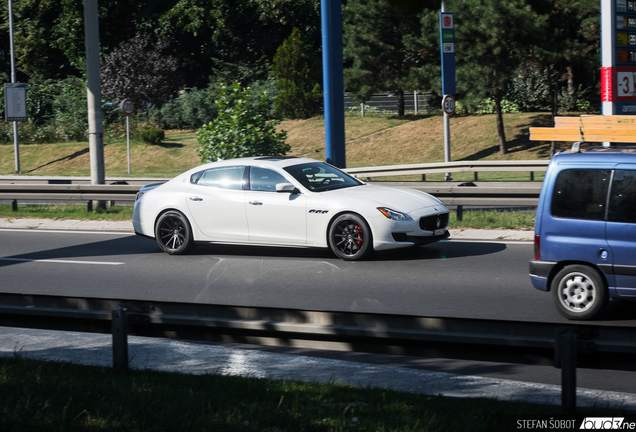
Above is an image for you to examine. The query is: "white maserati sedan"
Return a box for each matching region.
[132,156,450,260]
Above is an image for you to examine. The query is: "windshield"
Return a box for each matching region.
[284,162,363,192]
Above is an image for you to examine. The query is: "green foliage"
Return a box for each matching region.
[273,28,322,119]
[475,98,521,114]
[196,83,289,163]
[155,87,219,129]
[505,69,596,113]
[140,128,165,144]
[343,0,424,116]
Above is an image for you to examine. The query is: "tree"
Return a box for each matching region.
[454,0,546,155]
[0,0,76,81]
[101,32,180,111]
[273,28,322,119]
[196,83,289,163]
[343,0,424,116]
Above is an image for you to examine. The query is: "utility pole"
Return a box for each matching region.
[7,0,20,174]
[83,0,106,209]
[440,0,456,181]
[321,0,346,168]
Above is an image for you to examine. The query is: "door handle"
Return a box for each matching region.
[249,201,263,206]
[189,197,203,201]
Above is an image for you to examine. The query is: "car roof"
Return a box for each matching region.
[187,156,325,173]
[553,145,636,164]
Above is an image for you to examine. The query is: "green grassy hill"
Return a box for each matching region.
[0,113,560,178]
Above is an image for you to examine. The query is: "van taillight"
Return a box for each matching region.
[534,235,540,260]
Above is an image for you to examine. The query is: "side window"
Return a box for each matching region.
[250,167,288,192]
[551,169,610,221]
[196,166,245,190]
[609,170,636,223]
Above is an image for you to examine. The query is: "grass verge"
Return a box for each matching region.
[1,356,595,432]
[0,203,133,221]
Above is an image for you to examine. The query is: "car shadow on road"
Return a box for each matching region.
[375,241,507,261]
[0,236,507,268]
[0,235,158,268]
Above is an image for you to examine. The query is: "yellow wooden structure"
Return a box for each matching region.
[529,115,636,143]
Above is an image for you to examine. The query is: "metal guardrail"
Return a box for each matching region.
[346,160,550,179]
[1,293,635,414]
[0,181,542,205]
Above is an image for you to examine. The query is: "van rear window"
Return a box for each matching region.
[551,169,610,220]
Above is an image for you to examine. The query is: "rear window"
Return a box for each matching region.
[551,169,610,221]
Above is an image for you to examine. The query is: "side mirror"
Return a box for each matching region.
[276,183,300,194]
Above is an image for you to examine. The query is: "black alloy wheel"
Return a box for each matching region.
[155,211,195,255]
[328,213,373,261]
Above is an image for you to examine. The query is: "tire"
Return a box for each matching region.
[155,211,195,255]
[328,213,373,261]
[551,265,608,320]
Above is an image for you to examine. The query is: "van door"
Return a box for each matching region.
[606,168,636,297]
[541,169,611,267]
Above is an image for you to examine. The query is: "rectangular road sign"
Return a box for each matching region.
[3,83,28,122]
[439,12,456,95]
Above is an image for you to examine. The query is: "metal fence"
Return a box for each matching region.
[1,292,635,414]
[344,91,438,115]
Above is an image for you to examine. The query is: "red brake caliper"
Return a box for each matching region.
[355,225,362,246]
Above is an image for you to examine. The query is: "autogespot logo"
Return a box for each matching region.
[580,418,635,430]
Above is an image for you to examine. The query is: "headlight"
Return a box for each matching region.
[377,207,412,221]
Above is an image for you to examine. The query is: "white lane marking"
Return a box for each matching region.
[0,228,134,236]
[0,257,125,265]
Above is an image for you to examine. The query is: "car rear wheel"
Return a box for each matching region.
[328,213,373,261]
[551,265,608,320]
[155,211,195,255]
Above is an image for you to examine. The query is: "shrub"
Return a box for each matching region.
[196,82,289,163]
[156,87,219,129]
[140,128,165,144]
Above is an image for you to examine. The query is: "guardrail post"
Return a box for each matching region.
[530,172,535,181]
[112,307,128,372]
[556,331,577,415]
[456,205,463,221]
[12,199,18,211]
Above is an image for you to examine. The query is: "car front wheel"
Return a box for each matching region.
[328,213,373,261]
[155,211,195,255]
[551,265,608,320]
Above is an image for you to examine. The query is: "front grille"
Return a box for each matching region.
[419,212,449,231]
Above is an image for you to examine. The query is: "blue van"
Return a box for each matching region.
[529,144,636,320]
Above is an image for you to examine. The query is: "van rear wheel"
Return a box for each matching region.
[551,265,608,320]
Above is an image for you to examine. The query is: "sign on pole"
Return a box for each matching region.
[120,99,134,116]
[601,0,636,114]
[4,83,27,121]
[439,8,456,181]
[439,12,456,96]
[442,94,456,115]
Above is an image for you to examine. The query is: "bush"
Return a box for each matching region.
[140,128,165,144]
[155,87,219,129]
[196,82,289,162]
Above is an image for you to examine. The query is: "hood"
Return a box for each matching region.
[324,184,445,212]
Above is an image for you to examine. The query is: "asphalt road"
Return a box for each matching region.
[2,229,636,325]
[2,229,636,395]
